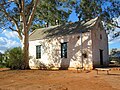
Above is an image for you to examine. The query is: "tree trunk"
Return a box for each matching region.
[21,29,29,69]
[23,32,29,69]
[19,0,39,69]
[21,13,29,69]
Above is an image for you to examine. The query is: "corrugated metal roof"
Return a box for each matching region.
[29,17,99,41]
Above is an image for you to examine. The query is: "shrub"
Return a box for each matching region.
[4,47,24,69]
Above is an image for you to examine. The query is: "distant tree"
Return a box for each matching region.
[110,48,120,64]
[0,52,2,63]
[0,53,3,67]
[110,48,119,55]
[4,47,24,69]
[0,52,5,68]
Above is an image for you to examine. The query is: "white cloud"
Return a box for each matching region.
[0,37,7,45]
[109,36,120,44]
[108,16,120,45]
[0,37,21,53]
[2,30,18,39]
[0,30,21,53]
[6,39,21,48]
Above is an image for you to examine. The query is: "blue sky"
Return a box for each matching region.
[0,11,120,53]
[0,29,21,53]
[107,17,120,51]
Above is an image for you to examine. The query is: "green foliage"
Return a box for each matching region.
[0,53,6,68]
[76,0,102,21]
[110,48,118,55]
[74,0,120,38]
[0,0,71,32]
[31,0,72,31]
[0,0,72,69]
[109,48,120,64]
[0,54,2,63]
[4,47,24,69]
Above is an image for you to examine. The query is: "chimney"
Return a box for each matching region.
[78,14,81,21]
[47,22,49,27]
[55,20,59,25]
[45,22,49,27]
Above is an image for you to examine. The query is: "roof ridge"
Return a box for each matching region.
[29,17,99,41]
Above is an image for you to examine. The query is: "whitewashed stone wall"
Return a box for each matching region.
[91,22,109,67]
[29,32,93,70]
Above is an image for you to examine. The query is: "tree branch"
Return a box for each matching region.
[0,4,20,33]
[27,0,39,31]
[0,27,6,33]
[110,23,120,28]
[9,26,23,40]
[9,27,17,32]
[0,3,23,40]
[26,0,34,17]
[20,0,27,36]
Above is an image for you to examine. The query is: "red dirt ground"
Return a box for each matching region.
[0,68,120,90]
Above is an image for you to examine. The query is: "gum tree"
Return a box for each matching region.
[0,0,71,69]
[75,0,120,38]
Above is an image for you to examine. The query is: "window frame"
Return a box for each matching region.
[36,45,41,59]
[100,34,102,40]
[61,42,67,58]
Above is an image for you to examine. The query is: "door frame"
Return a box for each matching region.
[99,49,103,65]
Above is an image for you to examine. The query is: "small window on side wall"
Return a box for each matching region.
[100,34,102,40]
[61,42,67,58]
[36,45,41,59]
[82,53,87,58]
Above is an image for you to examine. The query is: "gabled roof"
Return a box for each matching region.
[29,17,99,41]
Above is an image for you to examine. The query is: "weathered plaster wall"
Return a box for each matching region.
[91,23,109,67]
[29,33,93,70]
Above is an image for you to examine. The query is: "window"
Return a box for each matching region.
[61,42,67,58]
[36,45,41,59]
[100,34,102,40]
[82,53,87,58]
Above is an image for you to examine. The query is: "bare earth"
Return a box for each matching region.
[0,69,120,90]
